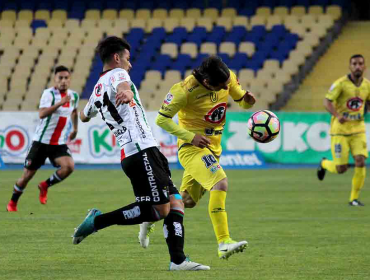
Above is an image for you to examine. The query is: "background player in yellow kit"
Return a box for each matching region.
[317,54,370,206]
[156,56,256,259]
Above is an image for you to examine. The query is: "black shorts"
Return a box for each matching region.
[24,141,72,170]
[121,147,179,205]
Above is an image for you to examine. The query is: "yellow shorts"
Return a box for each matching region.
[178,145,227,203]
[331,133,368,165]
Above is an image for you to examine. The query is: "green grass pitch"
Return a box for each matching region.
[1,168,370,280]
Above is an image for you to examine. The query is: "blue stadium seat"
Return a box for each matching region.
[206,26,226,45]
[143,37,163,50]
[284,33,299,47]
[295,0,310,7]
[126,28,145,44]
[157,0,172,9]
[151,54,172,73]
[224,26,248,44]
[166,27,188,46]
[38,1,53,10]
[88,1,103,10]
[139,0,156,9]
[218,53,231,65]
[239,7,256,17]
[151,27,166,40]
[226,0,243,9]
[21,2,36,11]
[192,53,209,68]
[172,1,189,9]
[264,33,281,47]
[277,0,296,8]
[171,54,192,72]
[228,53,249,71]
[190,0,206,9]
[187,27,207,47]
[269,51,287,64]
[271,25,288,39]
[311,0,330,5]
[258,41,275,53]
[69,9,85,19]
[31,20,47,30]
[3,2,18,10]
[122,0,137,10]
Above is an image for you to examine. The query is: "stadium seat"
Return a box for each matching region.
[180,43,198,58]
[301,15,317,29]
[152,9,168,20]
[169,9,185,19]
[221,8,237,18]
[239,42,256,57]
[18,10,33,21]
[317,14,334,30]
[136,9,151,20]
[52,10,67,22]
[161,43,178,59]
[145,70,162,81]
[85,10,100,20]
[216,17,233,32]
[146,19,163,33]
[1,11,17,22]
[273,6,289,17]
[119,9,135,20]
[266,15,283,30]
[219,42,236,57]
[291,6,306,17]
[250,15,266,27]
[34,10,50,21]
[163,18,180,33]
[200,42,217,55]
[164,70,182,82]
[232,16,248,28]
[308,5,324,17]
[256,7,272,17]
[102,9,118,20]
[130,19,146,30]
[326,5,342,20]
[203,8,219,23]
[196,18,213,32]
[186,8,201,19]
[179,18,195,32]
[48,19,64,29]
[0,20,14,28]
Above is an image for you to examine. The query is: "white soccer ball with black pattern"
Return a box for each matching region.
[247,110,280,143]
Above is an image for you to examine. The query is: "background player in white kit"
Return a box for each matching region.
[6,66,79,212]
[73,36,209,271]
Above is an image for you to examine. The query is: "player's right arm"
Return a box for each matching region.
[39,91,71,119]
[325,79,346,124]
[155,87,210,148]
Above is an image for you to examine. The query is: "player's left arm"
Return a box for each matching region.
[68,108,78,141]
[80,94,98,123]
[228,71,256,109]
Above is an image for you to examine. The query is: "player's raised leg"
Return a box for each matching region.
[38,152,74,204]
[6,168,37,212]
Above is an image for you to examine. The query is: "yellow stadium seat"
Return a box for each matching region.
[301,14,317,29]
[48,19,64,29]
[114,19,129,33]
[282,60,300,76]
[216,17,232,31]
[266,15,283,30]
[288,50,306,66]
[239,69,255,80]
[291,6,306,17]
[0,65,13,79]
[65,38,83,48]
[308,5,324,17]
[85,9,100,20]
[48,36,66,47]
[326,5,342,21]
[180,18,195,32]
[233,16,248,27]
[221,8,237,18]
[256,7,272,17]
[146,19,163,33]
[250,15,266,27]
[16,27,33,39]
[163,18,179,33]
[119,9,135,20]
[1,10,17,21]
[203,8,218,22]
[98,19,114,31]
[283,15,300,28]
[161,43,178,59]
[186,8,201,19]
[18,10,33,21]
[2,47,20,58]
[140,79,160,91]
[184,69,193,78]
[200,42,217,55]
[130,19,146,30]
[13,36,31,48]
[34,10,50,21]
[152,9,168,20]
[180,43,198,59]
[219,42,236,57]
[239,42,255,57]
[310,25,327,38]
[274,71,292,85]
[106,27,124,37]
[68,29,86,40]
[30,37,48,49]
[50,27,68,38]
[196,18,213,32]
[273,6,289,17]
[145,70,162,81]
[102,9,118,20]
[267,79,284,95]
[289,25,306,38]
[164,70,182,82]
[317,14,334,30]
[22,47,40,59]
[81,19,97,29]
[264,59,280,71]
[65,19,80,30]
[136,9,151,20]
[14,20,31,29]
[0,19,14,28]
[302,32,320,47]
[52,10,67,22]
[35,27,51,38]
[2,98,21,111]
[169,9,185,19]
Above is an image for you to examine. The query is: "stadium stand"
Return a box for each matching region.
[0,0,349,112]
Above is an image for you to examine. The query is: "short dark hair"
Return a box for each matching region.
[96,36,131,64]
[54,65,70,74]
[350,54,365,63]
[193,55,230,86]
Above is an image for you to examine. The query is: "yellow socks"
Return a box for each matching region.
[209,190,229,243]
[350,167,366,201]
[322,159,338,173]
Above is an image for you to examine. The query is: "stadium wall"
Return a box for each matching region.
[1,112,370,165]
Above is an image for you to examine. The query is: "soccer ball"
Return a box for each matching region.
[247,110,280,143]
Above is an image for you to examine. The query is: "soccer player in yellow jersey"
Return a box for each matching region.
[317,54,370,206]
[155,56,256,259]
